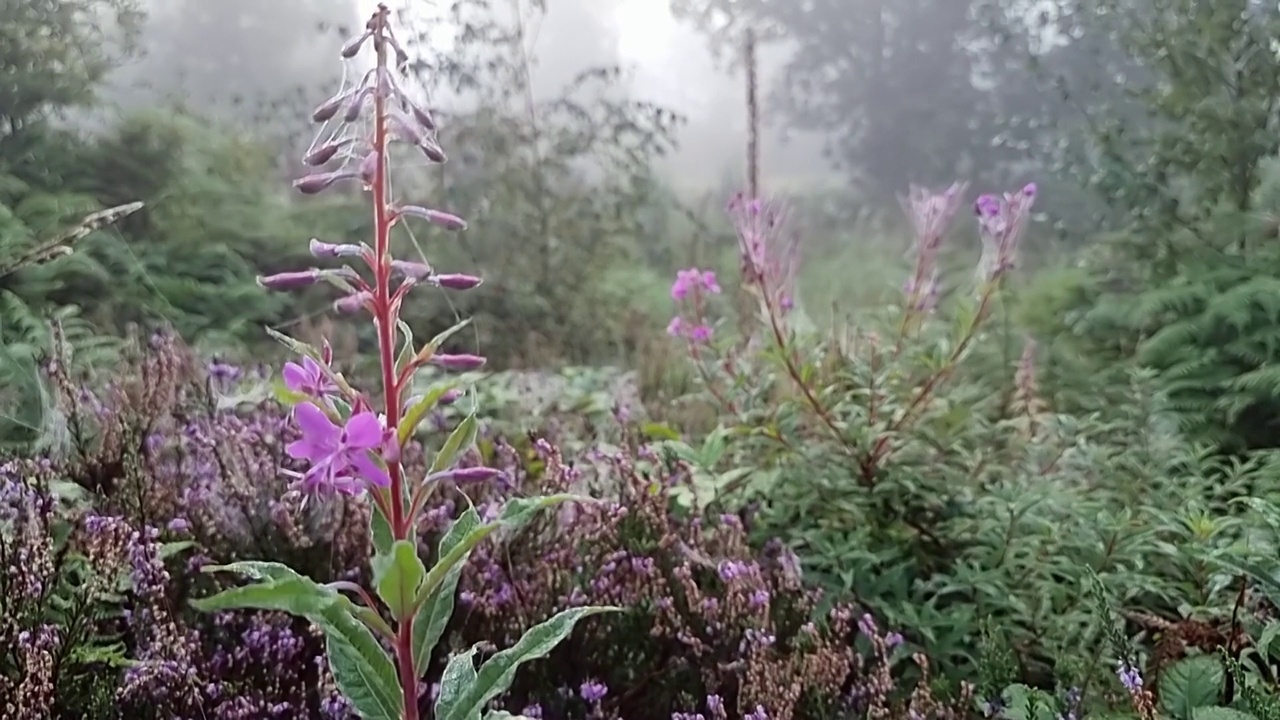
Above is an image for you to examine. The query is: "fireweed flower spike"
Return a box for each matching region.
[192,7,614,720]
[976,182,1037,283]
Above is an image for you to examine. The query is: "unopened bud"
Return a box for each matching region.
[358,150,378,186]
[419,137,447,163]
[341,30,371,58]
[345,87,372,123]
[434,273,482,290]
[391,260,433,280]
[258,270,320,290]
[408,101,436,131]
[312,90,350,123]
[294,170,356,195]
[438,388,462,405]
[309,239,364,258]
[303,139,351,166]
[396,205,467,231]
[445,466,502,483]
[429,354,486,371]
[333,291,373,314]
[322,338,334,365]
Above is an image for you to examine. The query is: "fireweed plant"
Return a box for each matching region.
[666,184,1054,673]
[191,7,612,720]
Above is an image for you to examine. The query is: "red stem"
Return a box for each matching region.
[369,16,419,720]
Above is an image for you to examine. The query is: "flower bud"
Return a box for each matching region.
[391,260,433,280]
[396,205,467,231]
[429,354,487,371]
[408,101,436,131]
[333,291,373,314]
[303,139,351,166]
[419,137,447,163]
[358,150,378,186]
[312,90,350,123]
[434,273,482,290]
[258,270,320,290]
[345,87,373,123]
[309,239,364,258]
[448,466,502,483]
[341,30,371,58]
[438,388,462,405]
[294,170,356,195]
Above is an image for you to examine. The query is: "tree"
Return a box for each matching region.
[0,0,143,135]
[670,0,1021,201]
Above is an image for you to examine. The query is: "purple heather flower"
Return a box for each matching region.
[1117,660,1143,692]
[282,356,338,399]
[579,679,608,703]
[285,403,389,493]
[689,324,713,343]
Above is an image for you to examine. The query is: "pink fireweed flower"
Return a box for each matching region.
[282,356,338,399]
[670,268,720,300]
[976,182,1037,283]
[666,316,685,337]
[900,183,966,312]
[726,193,799,315]
[285,403,390,494]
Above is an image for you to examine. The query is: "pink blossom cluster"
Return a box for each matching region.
[667,267,720,343]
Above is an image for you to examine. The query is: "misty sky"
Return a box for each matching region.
[106,0,838,193]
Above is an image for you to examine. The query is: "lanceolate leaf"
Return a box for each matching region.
[413,494,587,609]
[430,413,478,473]
[193,561,402,719]
[413,505,481,670]
[322,606,403,720]
[435,646,479,719]
[372,539,427,621]
[436,607,620,720]
[398,378,465,444]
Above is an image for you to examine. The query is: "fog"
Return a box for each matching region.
[102,0,838,194]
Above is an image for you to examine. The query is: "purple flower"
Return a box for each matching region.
[285,403,390,493]
[579,679,608,703]
[1117,661,1144,693]
[282,356,338,399]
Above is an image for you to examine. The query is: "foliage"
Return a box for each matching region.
[0,0,144,134]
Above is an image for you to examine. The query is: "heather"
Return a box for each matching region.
[10,1,1280,719]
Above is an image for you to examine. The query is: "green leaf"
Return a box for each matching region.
[323,611,403,720]
[1191,708,1257,720]
[431,413,478,474]
[435,646,479,720]
[191,562,337,616]
[1160,656,1224,720]
[159,540,195,559]
[399,379,464,444]
[396,319,415,375]
[272,380,311,408]
[413,506,481,671]
[370,501,394,556]
[427,317,473,353]
[413,495,584,610]
[437,606,619,720]
[372,540,427,621]
[264,326,321,359]
[639,422,680,441]
[193,561,403,719]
